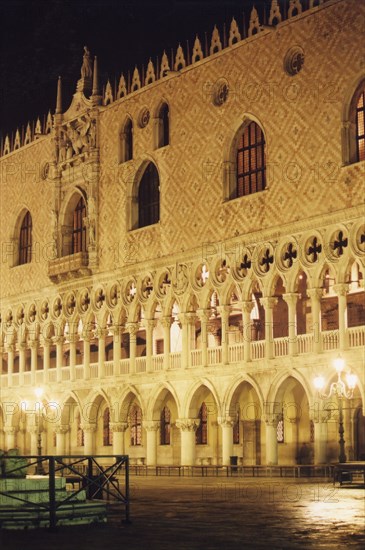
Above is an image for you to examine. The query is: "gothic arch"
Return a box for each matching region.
[341,72,365,165]
[127,158,160,230]
[223,113,268,201]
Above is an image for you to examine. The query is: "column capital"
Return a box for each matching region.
[40,337,52,347]
[239,300,255,314]
[175,418,200,432]
[28,426,40,435]
[143,420,160,432]
[80,423,96,433]
[4,426,17,435]
[110,325,123,336]
[283,292,300,306]
[68,333,80,344]
[28,339,39,349]
[143,319,156,331]
[160,317,172,329]
[18,341,27,351]
[54,425,70,435]
[52,335,65,345]
[95,328,107,339]
[333,283,349,297]
[259,297,278,309]
[196,309,210,322]
[264,414,279,426]
[125,322,139,336]
[109,422,128,433]
[5,343,15,353]
[307,287,322,300]
[218,416,234,428]
[178,312,196,325]
[217,305,230,319]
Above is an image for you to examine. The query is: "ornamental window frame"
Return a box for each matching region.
[18,210,33,265]
[341,76,365,165]
[223,115,267,201]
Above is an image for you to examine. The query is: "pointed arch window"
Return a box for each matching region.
[129,404,142,446]
[160,406,171,445]
[157,103,169,148]
[103,407,112,446]
[120,118,133,163]
[196,402,208,445]
[138,163,160,228]
[236,121,266,197]
[72,197,87,253]
[19,211,32,265]
[356,88,365,162]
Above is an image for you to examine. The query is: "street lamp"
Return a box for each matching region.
[314,357,357,463]
[34,387,45,475]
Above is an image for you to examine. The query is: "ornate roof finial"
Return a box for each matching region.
[92,56,100,96]
[56,76,62,115]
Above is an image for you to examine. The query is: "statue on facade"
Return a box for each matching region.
[81,46,92,79]
[87,197,96,245]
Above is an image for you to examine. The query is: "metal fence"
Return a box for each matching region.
[0,454,130,530]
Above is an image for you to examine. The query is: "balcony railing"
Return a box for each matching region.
[1,326,364,388]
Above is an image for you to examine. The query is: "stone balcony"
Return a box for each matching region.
[48,251,90,281]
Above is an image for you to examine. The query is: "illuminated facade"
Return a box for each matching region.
[0,0,364,466]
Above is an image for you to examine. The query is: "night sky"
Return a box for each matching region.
[0,0,271,139]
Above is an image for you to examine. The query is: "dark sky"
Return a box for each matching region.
[0,0,271,139]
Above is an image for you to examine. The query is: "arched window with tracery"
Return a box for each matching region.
[196,402,208,445]
[138,163,160,228]
[72,197,87,253]
[103,407,112,446]
[129,404,142,446]
[356,87,365,162]
[160,406,171,445]
[236,121,266,197]
[19,211,32,265]
[157,103,169,148]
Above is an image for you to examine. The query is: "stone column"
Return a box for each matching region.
[55,425,69,455]
[161,317,171,370]
[81,424,96,455]
[69,334,78,381]
[259,298,278,359]
[265,416,278,465]
[197,309,209,367]
[307,288,322,354]
[54,336,64,383]
[4,426,17,450]
[145,320,155,373]
[179,314,189,369]
[144,421,160,465]
[110,422,128,455]
[83,334,91,380]
[313,419,327,464]
[19,341,26,385]
[334,283,349,351]
[29,339,38,385]
[283,293,299,356]
[217,305,230,365]
[6,344,14,387]
[97,328,107,378]
[218,416,234,465]
[42,338,50,383]
[126,322,138,374]
[240,301,254,363]
[112,326,122,374]
[175,418,200,465]
[29,425,40,456]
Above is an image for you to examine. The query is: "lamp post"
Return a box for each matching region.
[314,357,357,463]
[34,387,45,475]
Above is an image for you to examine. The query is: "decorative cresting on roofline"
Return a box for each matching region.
[1,0,330,157]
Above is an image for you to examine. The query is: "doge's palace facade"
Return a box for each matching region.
[0,0,364,466]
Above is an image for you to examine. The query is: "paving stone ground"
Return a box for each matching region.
[0,476,364,550]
